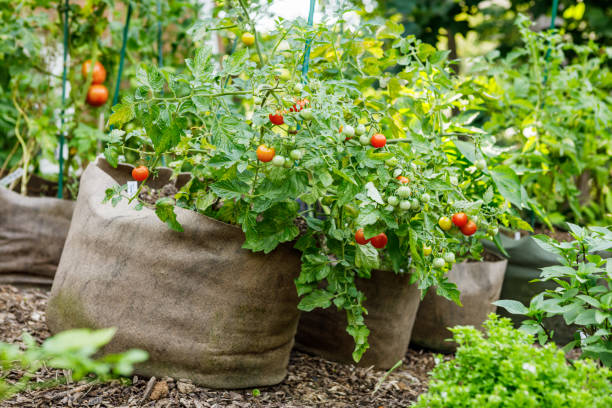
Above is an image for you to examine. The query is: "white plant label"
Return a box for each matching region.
[0,168,24,186]
[127,181,138,197]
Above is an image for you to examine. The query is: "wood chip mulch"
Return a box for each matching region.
[1,285,436,407]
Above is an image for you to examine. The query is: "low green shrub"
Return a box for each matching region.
[0,328,147,401]
[495,224,612,366]
[414,314,612,408]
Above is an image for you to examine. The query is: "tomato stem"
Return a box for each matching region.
[238,0,265,67]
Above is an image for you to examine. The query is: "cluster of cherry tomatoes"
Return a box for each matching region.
[82,59,109,107]
[354,228,388,249]
[438,212,477,236]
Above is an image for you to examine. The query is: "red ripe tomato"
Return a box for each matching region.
[452,212,468,228]
[396,176,410,184]
[86,84,109,107]
[256,145,275,162]
[461,220,477,236]
[370,233,388,249]
[82,59,106,84]
[269,111,284,125]
[370,133,386,148]
[355,228,369,245]
[132,166,149,181]
[289,99,309,112]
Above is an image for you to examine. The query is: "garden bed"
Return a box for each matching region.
[0,285,435,407]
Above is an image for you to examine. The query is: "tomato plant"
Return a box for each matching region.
[104,11,524,361]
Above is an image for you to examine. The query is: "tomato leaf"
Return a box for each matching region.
[298,289,334,312]
[155,198,183,232]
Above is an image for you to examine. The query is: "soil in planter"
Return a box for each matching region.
[2,284,435,408]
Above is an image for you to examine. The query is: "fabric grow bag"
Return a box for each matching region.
[0,177,74,286]
[294,270,420,369]
[410,257,507,352]
[47,157,301,389]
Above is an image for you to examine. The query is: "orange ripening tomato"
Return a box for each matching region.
[256,145,275,162]
[82,60,107,84]
[86,84,109,107]
[290,99,309,112]
[396,176,410,184]
[132,166,149,181]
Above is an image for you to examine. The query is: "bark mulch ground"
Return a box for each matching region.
[1,285,437,408]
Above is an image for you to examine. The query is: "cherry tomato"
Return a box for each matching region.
[355,228,369,245]
[300,108,313,120]
[289,149,303,160]
[387,196,399,206]
[397,186,411,198]
[370,233,388,249]
[444,252,456,263]
[86,84,109,107]
[355,124,366,135]
[241,32,255,46]
[461,220,477,236]
[421,193,431,203]
[397,176,410,184]
[423,245,432,256]
[385,157,399,167]
[272,155,286,167]
[256,145,275,162]
[81,60,106,84]
[452,212,468,228]
[370,133,386,148]
[132,166,149,181]
[269,111,284,125]
[359,135,370,145]
[399,200,411,210]
[438,216,452,231]
[342,125,355,138]
[433,257,446,269]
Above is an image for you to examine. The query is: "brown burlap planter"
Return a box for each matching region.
[410,257,507,352]
[0,178,74,286]
[47,157,301,389]
[295,270,420,369]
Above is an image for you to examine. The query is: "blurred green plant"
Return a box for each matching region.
[414,314,612,408]
[0,328,147,401]
[468,16,612,227]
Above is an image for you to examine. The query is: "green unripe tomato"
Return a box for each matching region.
[359,134,370,145]
[356,124,366,135]
[385,157,399,167]
[443,252,456,264]
[289,149,304,160]
[271,155,286,167]
[342,125,355,138]
[283,159,293,168]
[300,108,313,120]
[433,257,446,268]
[397,186,411,198]
[421,193,431,203]
[411,198,420,210]
[423,245,432,256]
[294,83,304,92]
[387,196,399,206]
[253,96,262,105]
[399,200,411,210]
